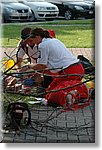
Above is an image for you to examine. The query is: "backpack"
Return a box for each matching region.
[77,55,95,74]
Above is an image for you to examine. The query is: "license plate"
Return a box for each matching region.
[50,12,55,14]
[89,11,93,14]
[20,13,27,17]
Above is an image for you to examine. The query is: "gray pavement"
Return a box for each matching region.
[1,48,95,143]
[1,99,95,143]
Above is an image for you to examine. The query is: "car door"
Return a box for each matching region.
[50,2,65,17]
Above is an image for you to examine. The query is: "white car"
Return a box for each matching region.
[18,0,59,21]
[1,0,32,23]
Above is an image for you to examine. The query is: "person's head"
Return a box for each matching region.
[21,27,35,46]
[48,29,56,38]
[21,27,31,40]
[30,27,52,45]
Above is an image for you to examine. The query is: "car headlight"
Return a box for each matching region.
[36,6,47,11]
[74,6,84,10]
[55,7,59,11]
[6,7,18,13]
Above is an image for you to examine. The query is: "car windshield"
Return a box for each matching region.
[1,0,18,3]
[63,0,94,3]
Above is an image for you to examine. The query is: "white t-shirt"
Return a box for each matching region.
[17,42,39,64]
[37,38,79,72]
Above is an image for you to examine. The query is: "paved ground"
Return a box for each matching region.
[1,48,95,143]
[2,101,95,143]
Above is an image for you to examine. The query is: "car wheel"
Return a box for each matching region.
[2,16,10,23]
[2,17,5,23]
[30,11,36,21]
[64,10,73,20]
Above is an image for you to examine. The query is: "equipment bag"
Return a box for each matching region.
[77,55,95,74]
[6,102,31,130]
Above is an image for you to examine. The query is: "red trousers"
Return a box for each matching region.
[45,63,88,107]
[47,63,84,91]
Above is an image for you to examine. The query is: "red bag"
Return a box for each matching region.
[46,80,89,107]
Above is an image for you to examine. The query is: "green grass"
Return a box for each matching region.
[1,19,95,48]
[33,19,95,25]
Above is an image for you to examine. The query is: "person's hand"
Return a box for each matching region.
[18,65,29,72]
[34,73,44,83]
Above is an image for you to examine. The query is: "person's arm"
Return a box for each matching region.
[29,63,47,71]
[18,63,47,84]
[16,43,25,69]
[19,63,47,72]
[16,57,23,69]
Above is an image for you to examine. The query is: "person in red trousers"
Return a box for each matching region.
[19,27,88,107]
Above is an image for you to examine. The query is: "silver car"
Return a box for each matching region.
[1,0,32,23]
[18,0,59,21]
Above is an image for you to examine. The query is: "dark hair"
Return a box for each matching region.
[30,27,51,38]
[21,27,32,39]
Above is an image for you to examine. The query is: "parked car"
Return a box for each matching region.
[46,0,95,20]
[1,0,32,23]
[17,0,59,21]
